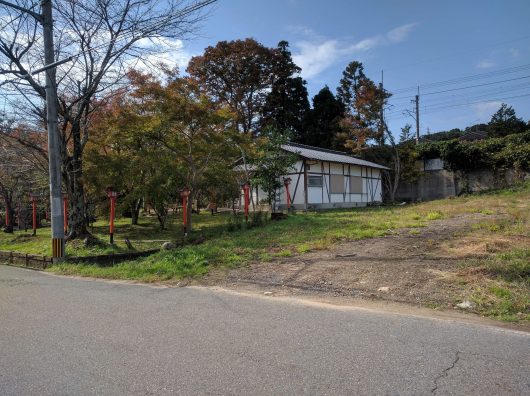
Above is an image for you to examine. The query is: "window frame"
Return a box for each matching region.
[307,175,323,188]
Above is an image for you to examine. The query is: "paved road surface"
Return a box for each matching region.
[0,265,528,395]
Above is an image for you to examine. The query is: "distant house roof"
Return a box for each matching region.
[281,142,389,170]
[460,130,488,141]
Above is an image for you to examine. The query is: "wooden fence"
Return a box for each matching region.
[0,249,160,270]
[0,250,53,270]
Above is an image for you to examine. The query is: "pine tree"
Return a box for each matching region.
[488,103,527,137]
[300,86,344,149]
[260,41,310,141]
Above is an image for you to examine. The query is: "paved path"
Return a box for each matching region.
[0,265,528,395]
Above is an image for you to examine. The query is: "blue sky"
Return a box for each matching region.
[180,0,530,136]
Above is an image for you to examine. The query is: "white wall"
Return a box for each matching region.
[274,160,383,208]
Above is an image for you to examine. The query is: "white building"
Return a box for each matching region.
[246,142,388,211]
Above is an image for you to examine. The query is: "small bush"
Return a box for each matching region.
[249,211,266,228]
[226,214,243,232]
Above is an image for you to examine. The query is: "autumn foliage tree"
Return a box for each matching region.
[336,61,391,152]
[0,0,213,239]
[88,68,241,232]
[187,38,275,135]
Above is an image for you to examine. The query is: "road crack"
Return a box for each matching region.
[431,351,461,394]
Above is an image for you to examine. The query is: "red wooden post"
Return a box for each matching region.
[242,182,250,222]
[106,189,118,244]
[63,194,68,234]
[180,187,191,235]
[283,177,292,210]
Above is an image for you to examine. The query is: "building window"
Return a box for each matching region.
[307,175,322,187]
[349,176,363,193]
[330,175,345,193]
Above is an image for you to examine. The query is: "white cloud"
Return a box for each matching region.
[472,101,501,118]
[291,23,419,79]
[476,59,496,69]
[130,38,194,71]
[386,23,419,43]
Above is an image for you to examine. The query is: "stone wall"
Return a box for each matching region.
[396,168,529,202]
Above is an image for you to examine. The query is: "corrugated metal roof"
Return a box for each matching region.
[282,142,389,170]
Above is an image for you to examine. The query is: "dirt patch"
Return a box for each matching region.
[199,213,507,310]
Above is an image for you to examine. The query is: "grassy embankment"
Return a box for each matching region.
[2,183,528,321]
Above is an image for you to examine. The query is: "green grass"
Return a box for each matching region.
[43,204,433,281]
[464,249,530,322]
[0,211,227,256]
[4,183,530,303]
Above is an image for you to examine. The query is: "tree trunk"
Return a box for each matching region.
[131,198,142,225]
[153,202,167,230]
[64,156,89,239]
[63,118,90,240]
[185,193,193,234]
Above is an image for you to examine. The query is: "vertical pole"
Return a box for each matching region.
[109,196,115,244]
[303,160,308,211]
[415,86,420,144]
[32,199,37,236]
[63,196,68,235]
[182,195,187,233]
[285,184,291,210]
[244,186,249,222]
[379,69,385,145]
[42,0,65,260]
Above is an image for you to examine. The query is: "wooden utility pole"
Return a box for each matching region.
[415,86,420,144]
[42,0,65,259]
[0,0,65,258]
[379,70,385,145]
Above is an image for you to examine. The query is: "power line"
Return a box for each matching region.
[390,63,530,95]
[391,74,530,101]
[385,81,530,117]
[386,92,530,122]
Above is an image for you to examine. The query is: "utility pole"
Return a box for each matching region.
[415,86,420,144]
[379,70,385,145]
[42,0,65,259]
[0,0,64,259]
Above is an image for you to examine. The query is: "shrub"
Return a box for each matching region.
[249,211,266,228]
[417,131,530,171]
[226,214,243,232]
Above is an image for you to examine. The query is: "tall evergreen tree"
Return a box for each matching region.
[300,86,344,149]
[336,61,391,152]
[488,103,527,137]
[336,61,366,113]
[260,41,310,141]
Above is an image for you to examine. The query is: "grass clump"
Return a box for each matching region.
[458,248,530,321]
[425,211,443,220]
[52,248,209,282]
[486,249,530,282]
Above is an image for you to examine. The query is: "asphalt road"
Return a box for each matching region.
[1,265,528,395]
